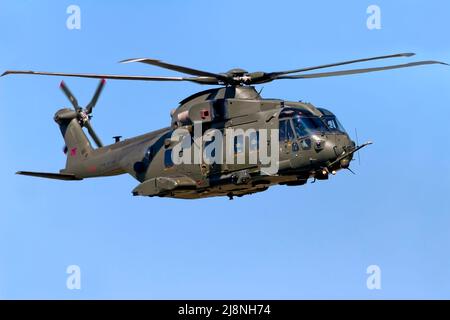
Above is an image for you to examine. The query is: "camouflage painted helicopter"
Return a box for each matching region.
[2,53,446,199]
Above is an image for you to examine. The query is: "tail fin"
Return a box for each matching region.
[54,108,93,172]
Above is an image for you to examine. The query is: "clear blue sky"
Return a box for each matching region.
[0,0,449,299]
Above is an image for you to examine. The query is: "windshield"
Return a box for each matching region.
[323,116,346,132]
[292,115,328,137]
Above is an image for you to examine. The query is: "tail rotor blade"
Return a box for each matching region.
[86,79,106,114]
[59,81,80,111]
[84,119,103,148]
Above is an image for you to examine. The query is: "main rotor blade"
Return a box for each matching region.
[184,76,221,85]
[1,70,187,81]
[1,70,220,85]
[120,58,230,82]
[86,79,106,114]
[59,81,80,111]
[269,52,416,77]
[276,61,448,80]
[84,119,103,148]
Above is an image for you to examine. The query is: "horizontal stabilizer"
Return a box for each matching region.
[16,171,82,181]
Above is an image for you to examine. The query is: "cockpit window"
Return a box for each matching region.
[323,116,346,132]
[279,108,329,138]
[292,115,328,137]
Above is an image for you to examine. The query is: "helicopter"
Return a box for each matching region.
[1,53,447,199]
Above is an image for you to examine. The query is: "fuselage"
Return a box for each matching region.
[62,86,355,199]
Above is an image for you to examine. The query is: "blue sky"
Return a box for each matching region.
[0,0,449,299]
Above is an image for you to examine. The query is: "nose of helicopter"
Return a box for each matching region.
[315,133,355,169]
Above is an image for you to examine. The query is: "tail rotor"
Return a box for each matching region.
[59,80,106,148]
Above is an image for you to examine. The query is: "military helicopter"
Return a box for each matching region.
[2,53,447,199]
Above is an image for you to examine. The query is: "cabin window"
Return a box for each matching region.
[249,131,259,151]
[234,135,244,153]
[233,131,259,154]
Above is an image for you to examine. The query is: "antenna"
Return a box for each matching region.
[355,128,361,165]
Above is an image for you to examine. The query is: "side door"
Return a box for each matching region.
[222,123,260,174]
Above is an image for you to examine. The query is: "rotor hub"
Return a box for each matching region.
[226,68,248,77]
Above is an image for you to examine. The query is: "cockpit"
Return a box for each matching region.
[292,114,329,137]
[279,108,329,141]
[277,106,354,176]
[279,107,347,141]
